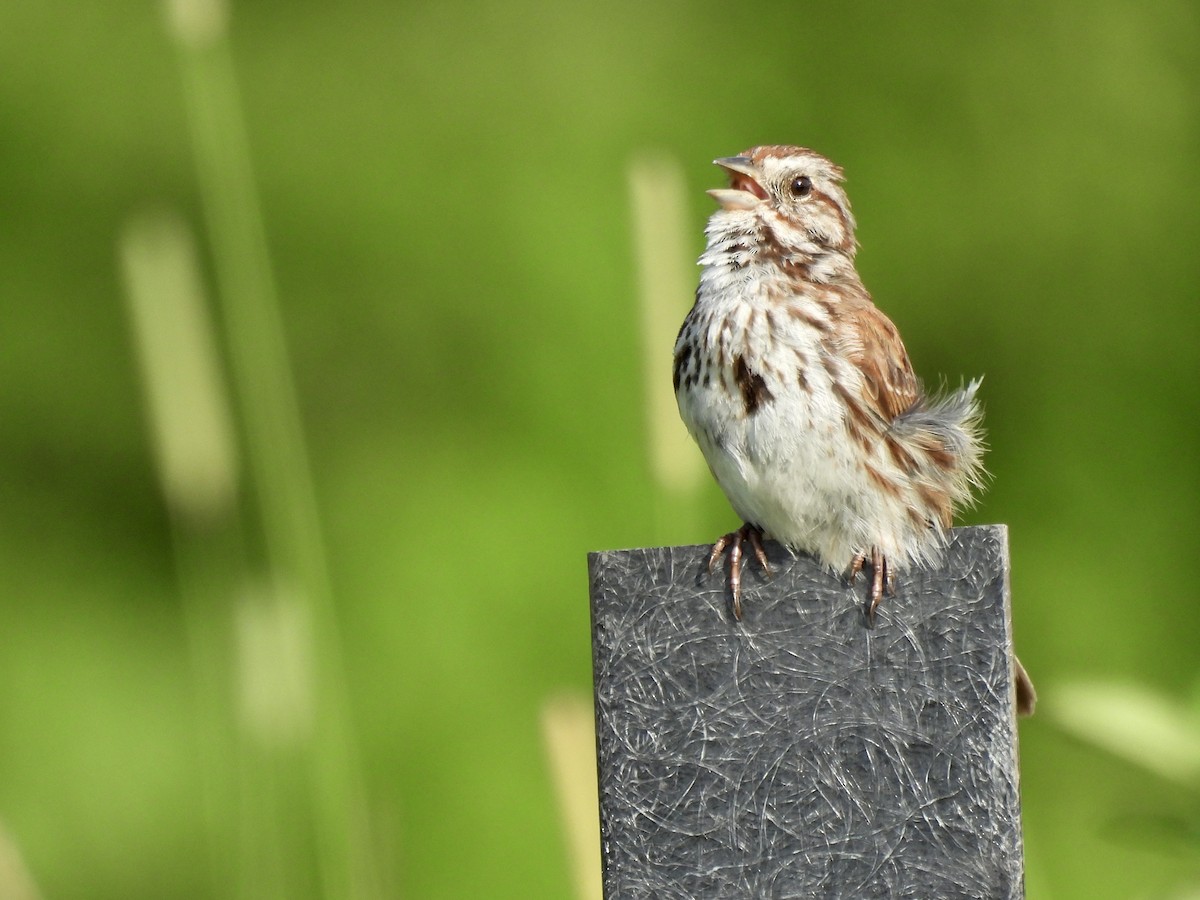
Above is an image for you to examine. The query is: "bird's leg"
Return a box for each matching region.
[708,523,770,620]
[728,536,744,619]
[868,547,887,622]
[748,527,770,571]
[849,547,895,623]
[849,550,867,583]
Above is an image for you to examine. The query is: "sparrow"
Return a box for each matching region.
[673,145,1035,715]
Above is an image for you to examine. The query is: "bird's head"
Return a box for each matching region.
[709,145,858,254]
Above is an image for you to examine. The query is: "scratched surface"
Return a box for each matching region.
[588,525,1023,900]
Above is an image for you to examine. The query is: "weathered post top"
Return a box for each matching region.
[588,524,1024,900]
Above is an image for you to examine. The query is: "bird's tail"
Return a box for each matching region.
[893,377,988,509]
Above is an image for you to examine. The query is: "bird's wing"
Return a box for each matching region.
[840,302,920,422]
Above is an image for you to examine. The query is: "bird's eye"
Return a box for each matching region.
[790,175,813,197]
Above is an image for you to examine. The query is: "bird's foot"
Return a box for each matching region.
[708,523,770,620]
[848,547,895,624]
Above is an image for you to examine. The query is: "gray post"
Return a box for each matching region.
[588,524,1024,900]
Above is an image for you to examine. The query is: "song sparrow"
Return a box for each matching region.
[673,145,1035,715]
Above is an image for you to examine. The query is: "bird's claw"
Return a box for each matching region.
[709,523,769,620]
[849,547,894,624]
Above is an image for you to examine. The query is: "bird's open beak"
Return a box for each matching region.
[708,156,768,211]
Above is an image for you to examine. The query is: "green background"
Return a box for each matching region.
[3,1,1198,897]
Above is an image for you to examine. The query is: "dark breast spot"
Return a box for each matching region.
[733,355,774,416]
[672,342,692,393]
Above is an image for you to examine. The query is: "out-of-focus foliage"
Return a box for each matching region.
[1,1,1197,897]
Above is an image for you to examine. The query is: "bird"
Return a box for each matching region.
[673,144,1035,715]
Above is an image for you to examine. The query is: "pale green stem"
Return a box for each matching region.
[118,210,243,897]
[165,3,380,897]
[628,152,709,541]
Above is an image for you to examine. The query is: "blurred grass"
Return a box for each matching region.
[1,0,1198,897]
